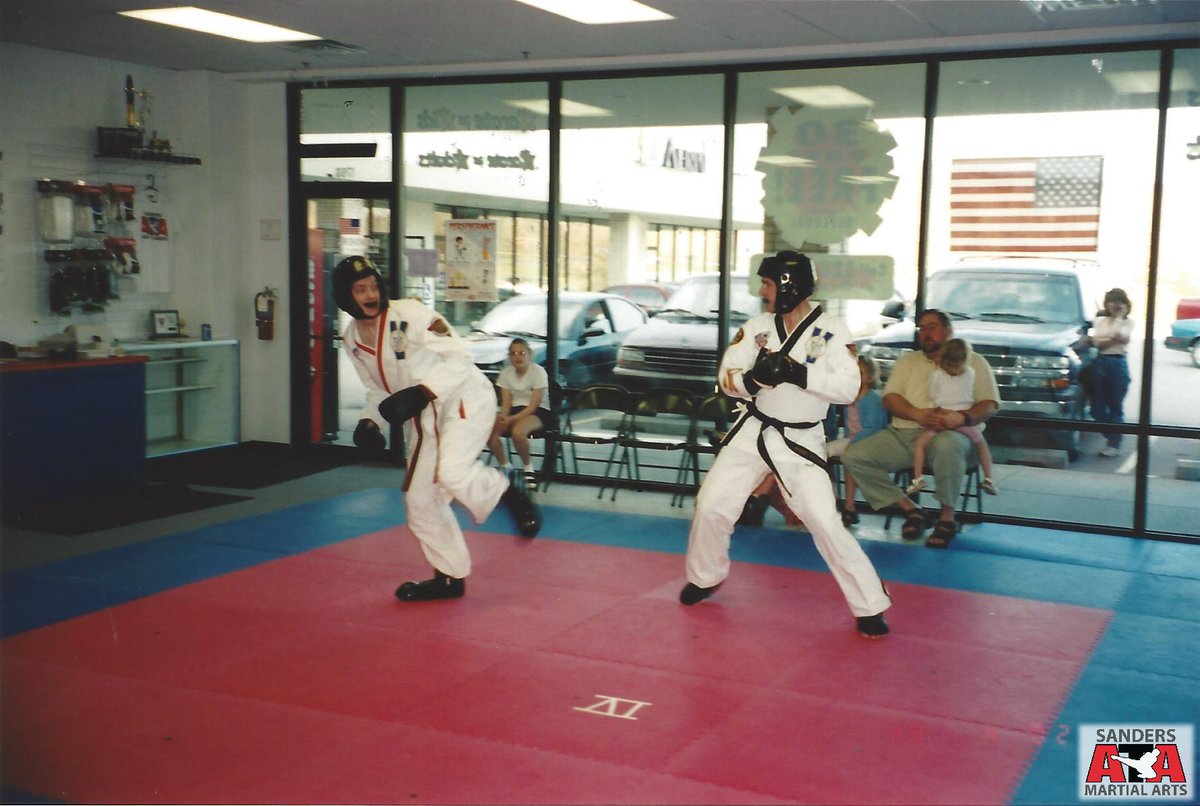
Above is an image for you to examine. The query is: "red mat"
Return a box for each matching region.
[1,528,1110,804]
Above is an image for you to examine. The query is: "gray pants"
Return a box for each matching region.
[843,426,973,512]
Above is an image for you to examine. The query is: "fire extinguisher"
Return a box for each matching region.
[255,287,277,340]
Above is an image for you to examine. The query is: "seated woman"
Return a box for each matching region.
[488,338,557,489]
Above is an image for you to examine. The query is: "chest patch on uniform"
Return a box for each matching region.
[805,327,834,364]
[391,320,408,358]
[755,331,770,350]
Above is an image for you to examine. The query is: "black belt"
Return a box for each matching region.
[721,400,825,497]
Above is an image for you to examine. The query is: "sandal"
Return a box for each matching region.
[900,510,926,541]
[925,519,958,549]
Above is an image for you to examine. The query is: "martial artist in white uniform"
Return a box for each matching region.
[680,251,892,637]
[333,256,540,601]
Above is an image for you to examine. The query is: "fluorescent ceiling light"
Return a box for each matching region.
[773,85,875,108]
[841,175,895,185]
[118,6,321,43]
[507,99,613,117]
[512,0,672,24]
[1102,70,1197,95]
[756,155,815,167]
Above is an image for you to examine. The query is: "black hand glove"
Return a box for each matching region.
[353,418,386,453]
[378,385,435,425]
[748,350,808,389]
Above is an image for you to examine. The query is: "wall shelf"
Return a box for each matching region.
[123,339,239,456]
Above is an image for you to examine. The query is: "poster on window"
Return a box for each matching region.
[444,219,497,301]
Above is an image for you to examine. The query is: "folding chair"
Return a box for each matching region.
[883,454,984,528]
[673,392,739,507]
[550,384,635,499]
[626,387,695,490]
[484,384,558,491]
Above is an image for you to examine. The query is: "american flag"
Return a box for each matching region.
[949,156,1102,253]
[338,217,361,235]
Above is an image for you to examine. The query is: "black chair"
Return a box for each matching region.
[626,387,696,491]
[481,385,558,491]
[883,455,984,529]
[673,392,740,508]
[549,384,636,499]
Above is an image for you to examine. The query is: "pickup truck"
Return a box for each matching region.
[861,257,1103,461]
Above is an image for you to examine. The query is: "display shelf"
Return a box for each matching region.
[123,339,239,457]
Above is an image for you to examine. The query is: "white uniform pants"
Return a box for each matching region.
[404,391,509,579]
[685,445,892,618]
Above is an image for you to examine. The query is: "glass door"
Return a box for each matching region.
[306,197,391,447]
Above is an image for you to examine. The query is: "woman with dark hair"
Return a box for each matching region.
[1089,288,1134,458]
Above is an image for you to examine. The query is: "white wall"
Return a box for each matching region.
[0,44,291,443]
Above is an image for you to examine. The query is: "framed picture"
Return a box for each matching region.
[150,309,181,339]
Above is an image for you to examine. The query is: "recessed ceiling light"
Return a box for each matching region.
[512,0,672,24]
[118,6,321,43]
[773,85,875,108]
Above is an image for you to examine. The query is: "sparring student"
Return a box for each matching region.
[333,256,541,601]
[679,251,893,638]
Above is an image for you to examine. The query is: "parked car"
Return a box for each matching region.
[464,291,647,388]
[602,282,679,316]
[613,273,762,394]
[861,256,1104,461]
[1164,297,1200,368]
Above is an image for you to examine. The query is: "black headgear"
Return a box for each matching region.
[757,251,815,314]
[332,256,388,320]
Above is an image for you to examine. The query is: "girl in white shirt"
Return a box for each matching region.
[488,338,557,487]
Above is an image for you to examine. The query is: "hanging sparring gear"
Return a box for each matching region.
[756,250,815,315]
[332,255,389,320]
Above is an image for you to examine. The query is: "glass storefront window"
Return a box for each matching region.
[402,82,550,331]
[1147,47,1200,537]
[1152,47,1200,430]
[736,64,926,341]
[299,87,391,182]
[287,44,1199,540]
[929,50,1162,529]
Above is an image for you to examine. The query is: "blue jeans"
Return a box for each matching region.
[1089,355,1130,448]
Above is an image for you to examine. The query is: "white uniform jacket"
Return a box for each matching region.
[341,299,492,433]
[717,306,861,471]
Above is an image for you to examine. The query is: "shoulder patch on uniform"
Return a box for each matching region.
[730,327,745,346]
[428,318,450,335]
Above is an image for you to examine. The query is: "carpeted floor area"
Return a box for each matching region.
[0,483,252,536]
[146,441,363,490]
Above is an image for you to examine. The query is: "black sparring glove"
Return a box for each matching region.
[748,350,808,389]
[353,418,386,454]
[378,385,436,425]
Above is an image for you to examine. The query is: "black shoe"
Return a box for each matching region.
[395,570,464,601]
[856,613,889,638]
[523,470,539,491]
[841,509,859,527]
[737,494,769,526]
[502,484,542,537]
[680,582,719,605]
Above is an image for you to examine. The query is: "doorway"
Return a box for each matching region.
[305,198,391,447]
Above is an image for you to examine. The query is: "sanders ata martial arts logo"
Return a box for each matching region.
[1078,724,1192,800]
